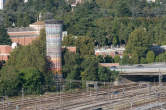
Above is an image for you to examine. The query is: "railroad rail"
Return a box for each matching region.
[0,82,165,110]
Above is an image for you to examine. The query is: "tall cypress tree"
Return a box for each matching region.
[0,25,12,45]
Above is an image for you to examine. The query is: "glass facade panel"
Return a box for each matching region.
[46,22,62,74]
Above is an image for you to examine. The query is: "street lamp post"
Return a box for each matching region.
[21,88,24,105]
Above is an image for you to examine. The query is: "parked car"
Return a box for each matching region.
[136,65,144,68]
[110,66,117,70]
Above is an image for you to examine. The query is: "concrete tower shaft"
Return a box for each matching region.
[45,20,63,77]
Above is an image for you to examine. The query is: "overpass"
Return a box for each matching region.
[110,63,166,76]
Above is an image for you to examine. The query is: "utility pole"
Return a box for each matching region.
[158,68,162,88]
[60,84,64,110]
[127,98,133,110]
[107,82,109,101]
[21,88,24,105]
[2,96,4,110]
[60,85,62,109]
[110,82,112,100]
[16,105,19,110]
[70,80,72,93]
[122,88,125,97]
[132,0,135,18]
[5,96,8,110]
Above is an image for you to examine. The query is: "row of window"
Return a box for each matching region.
[46,34,61,38]
[46,40,61,44]
[45,27,62,34]
[48,63,62,68]
[47,53,61,57]
[47,48,61,52]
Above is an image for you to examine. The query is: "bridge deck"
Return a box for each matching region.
[110,63,166,76]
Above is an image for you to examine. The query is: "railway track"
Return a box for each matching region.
[94,90,166,110]
[81,90,166,110]
[0,82,157,110]
[56,86,166,110]
[28,85,160,109]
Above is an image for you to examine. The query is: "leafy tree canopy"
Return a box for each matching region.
[0,25,12,45]
[146,51,155,63]
[125,27,150,58]
[0,29,52,96]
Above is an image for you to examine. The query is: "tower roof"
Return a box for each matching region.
[45,20,63,24]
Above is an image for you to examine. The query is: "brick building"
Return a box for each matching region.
[1,21,68,63]
[95,46,125,58]
[62,46,77,53]
[0,21,45,62]
[99,63,120,67]
[147,0,156,3]
[0,45,12,61]
[8,21,45,46]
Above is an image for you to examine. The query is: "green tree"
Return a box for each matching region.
[0,61,5,69]
[146,51,155,63]
[0,29,52,96]
[16,13,23,27]
[3,14,12,27]
[125,27,150,58]
[155,52,166,62]
[114,55,120,63]
[23,13,31,27]
[98,66,110,82]
[7,29,47,73]
[0,26,12,45]
[121,54,129,65]
[112,36,119,46]
[62,51,81,80]
[0,66,22,96]
[110,71,119,81]
[76,37,94,56]
[20,67,44,94]
[62,35,76,46]
[114,0,132,17]
[104,55,113,63]
[81,56,98,81]
[140,57,147,64]
[97,55,104,63]
[131,51,139,64]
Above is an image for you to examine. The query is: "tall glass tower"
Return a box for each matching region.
[45,20,63,78]
[0,0,4,10]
